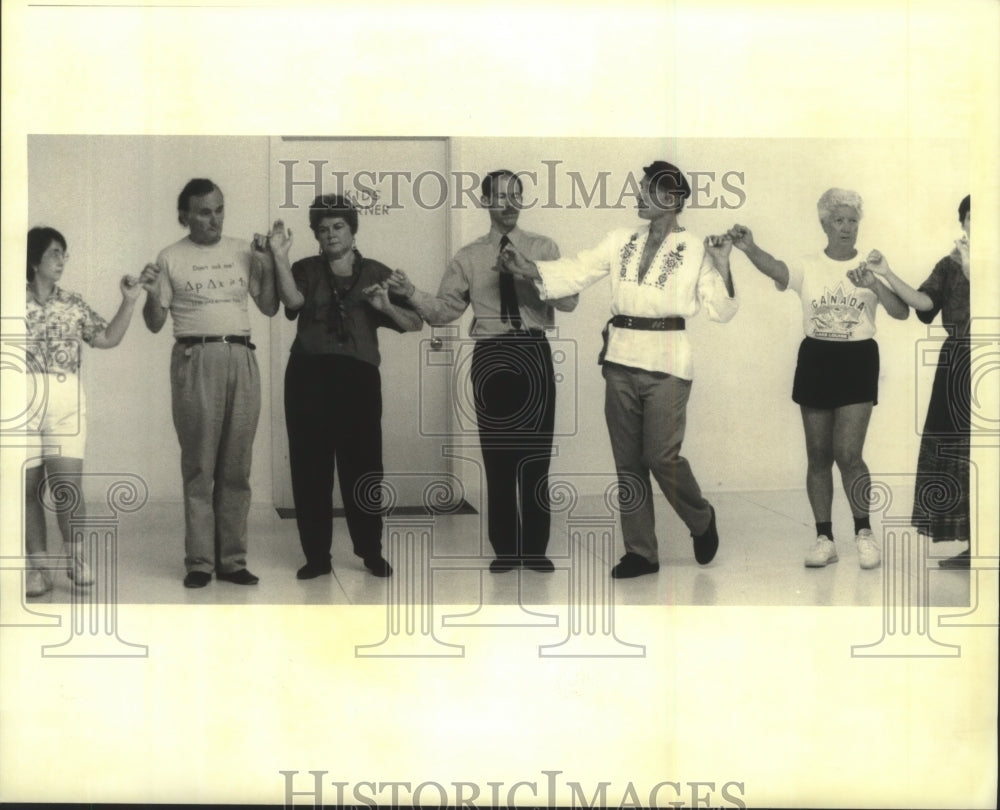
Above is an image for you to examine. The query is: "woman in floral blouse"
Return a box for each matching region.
[502,160,738,578]
[24,227,142,597]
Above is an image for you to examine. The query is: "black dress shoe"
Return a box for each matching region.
[216,569,260,585]
[610,552,660,579]
[489,557,519,573]
[296,562,333,580]
[938,548,971,569]
[183,571,212,589]
[692,504,719,565]
[364,556,393,577]
[522,556,555,573]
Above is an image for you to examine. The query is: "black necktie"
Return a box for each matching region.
[498,234,521,328]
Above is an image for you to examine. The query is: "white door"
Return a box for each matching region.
[268,137,454,510]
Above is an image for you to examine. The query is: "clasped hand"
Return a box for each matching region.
[847,250,889,289]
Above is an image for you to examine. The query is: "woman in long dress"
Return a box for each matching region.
[864,195,972,567]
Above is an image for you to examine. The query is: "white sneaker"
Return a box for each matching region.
[26,568,53,597]
[855,529,881,569]
[66,547,94,587]
[805,536,838,567]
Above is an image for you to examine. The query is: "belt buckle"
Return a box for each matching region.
[221,335,235,345]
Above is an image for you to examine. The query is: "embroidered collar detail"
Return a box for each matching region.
[619,231,688,288]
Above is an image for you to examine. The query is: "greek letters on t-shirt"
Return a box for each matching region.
[157,235,254,337]
[181,259,247,302]
[809,282,865,339]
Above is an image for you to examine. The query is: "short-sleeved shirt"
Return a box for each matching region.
[154,235,254,337]
[25,284,108,376]
[916,251,969,336]
[786,251,879,341]
[284,251,409,367]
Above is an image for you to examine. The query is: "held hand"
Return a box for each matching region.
[955,234,970,270]
[362,282,391,311]
[865,249,891,277]
[139,263,160,294]
[727,224,755,252]
[499,245,539,279]
[121,274,142,301]
[704,233,733,261]
[387,269,415,298]
[266,219,293,257]
[847,264,878,290]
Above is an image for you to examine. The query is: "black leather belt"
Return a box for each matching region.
[598,315,684,364]
[177,335,256,350]
[610,315,685,331]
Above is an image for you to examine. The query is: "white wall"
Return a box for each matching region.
[24,135,968,504]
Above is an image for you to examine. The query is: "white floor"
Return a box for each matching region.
[22,489,972,608]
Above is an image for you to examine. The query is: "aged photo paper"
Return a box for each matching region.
[2,1,997,807]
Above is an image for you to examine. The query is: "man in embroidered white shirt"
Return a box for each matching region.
[388,169,578,573]
[502,160,737,578]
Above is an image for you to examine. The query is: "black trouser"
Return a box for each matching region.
[471,334,556,558]
[284,353,384,566]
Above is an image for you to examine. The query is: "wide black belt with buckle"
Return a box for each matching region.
[598,315,685,364]
[610,315,685,331]
[177,335,256,350]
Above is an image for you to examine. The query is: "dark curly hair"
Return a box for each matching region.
[27,226,67,282]
[308,194,359,235]
[177,178,220,226]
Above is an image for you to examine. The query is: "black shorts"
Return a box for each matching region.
[792,337,879,409]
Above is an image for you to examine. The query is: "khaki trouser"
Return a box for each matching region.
[170,341,260,574]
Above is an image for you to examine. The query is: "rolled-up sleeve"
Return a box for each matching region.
[696,252,739,323]
[409,256,471,325]
[916,257,949,325]
[534,230,621,300]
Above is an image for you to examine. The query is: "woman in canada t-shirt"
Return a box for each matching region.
[728,188,908,571]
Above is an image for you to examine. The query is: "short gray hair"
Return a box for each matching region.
[817,188,863,224]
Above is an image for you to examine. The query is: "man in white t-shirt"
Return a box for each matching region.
[140,179,278,588]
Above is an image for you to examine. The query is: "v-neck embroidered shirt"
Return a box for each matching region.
[534,225,738,378]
